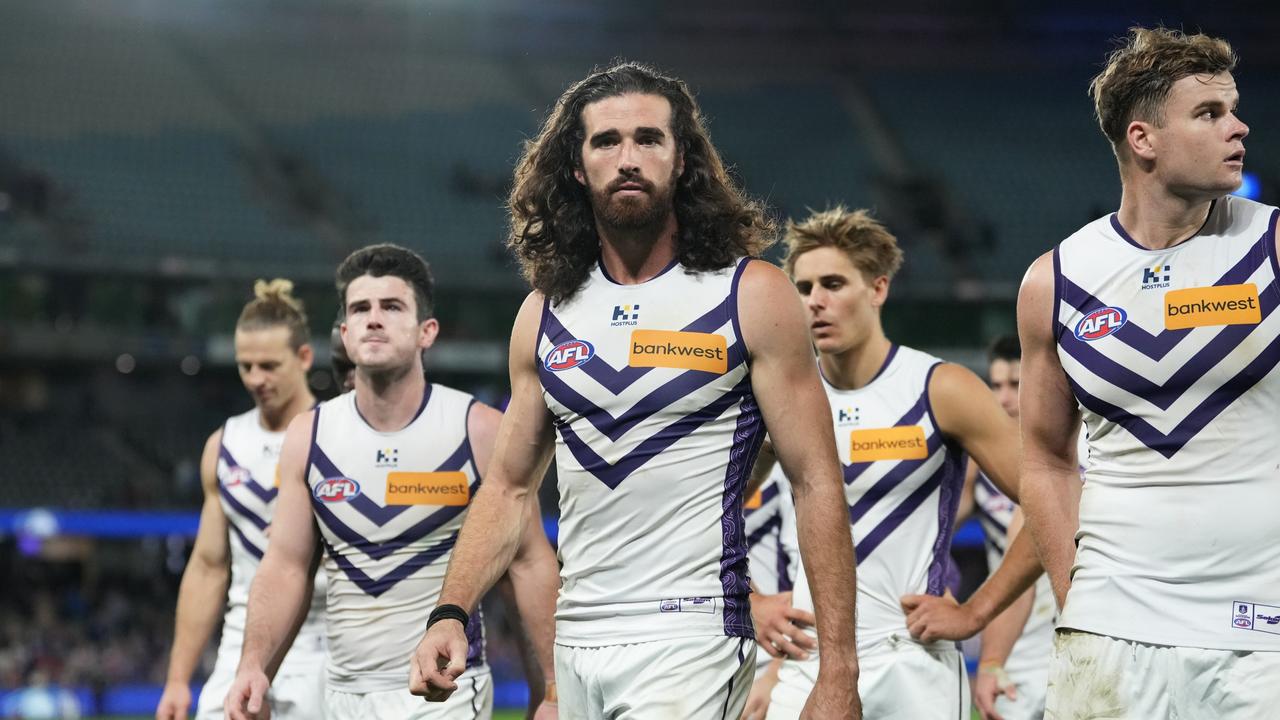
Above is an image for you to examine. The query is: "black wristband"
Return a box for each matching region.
[427,603,470,630]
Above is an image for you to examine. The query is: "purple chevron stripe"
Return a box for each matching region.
[309,437,473,526]
[853,463,947,562]
[539,340,745,442]
[775,535,794,593]
[721,391,763,638]
[311,480,478,562]
[974,471,1002,500]
[227,519,264,560]
[557,380,751,489]
[1058,233,1271,359]
[842,396,930,486]
[465,608,485,668]
[541,297,735,395]
[218,483,269,531]
[320,529,458,598]
[744,481,780,518]
[1061,277,1277,410]
[926,450,966,595]
[218,445,278,504]
[846,427,942,524]
[976,505,1009,538]
[745,512,781,548]
[1067,329,1280,458]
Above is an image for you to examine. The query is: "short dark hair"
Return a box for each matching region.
[335,244,435,322]
[1090,27,1237,159]
[988,334,1021,364]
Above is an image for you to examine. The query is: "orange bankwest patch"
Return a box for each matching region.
[385,472,470,506]
[1164,284,1261,330]
[849,426,928,463]
[628,330,728,374]
[744,488,763,510]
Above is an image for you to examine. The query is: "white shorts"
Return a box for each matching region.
[1046,630,1280,719]
[325,669,492,720]
[770,634,968,720]
[555,636,754,720]
[993,663,1047,720]
[195,645,327,720]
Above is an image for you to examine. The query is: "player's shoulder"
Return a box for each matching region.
[737,257,790,291]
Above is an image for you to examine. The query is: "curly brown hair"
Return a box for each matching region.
[507,62,776,303]
[1090,27,1237,159]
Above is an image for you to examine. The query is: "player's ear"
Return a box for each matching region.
[1126,120,1158,163]
[418,317,440,350]
[871,275,891,308]
[296,343,314,371]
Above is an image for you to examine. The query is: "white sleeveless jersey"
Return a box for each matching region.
[1054,195,1280,650]
[973,470,1054,677]
[216,408,325,649]
[539,258,761,646]
[745,468,797,596]
[307,385,486,691]
[791,345,966,653]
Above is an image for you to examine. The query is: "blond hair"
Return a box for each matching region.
[236,278,310,349]
[1090,27,1237,158]
[782,207,903,281]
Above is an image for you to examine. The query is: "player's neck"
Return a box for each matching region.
[597,213,678,284]
[258,389,315,433]
[353,364,427,432]
[820,332,893,391]
[1116,181,1217,250]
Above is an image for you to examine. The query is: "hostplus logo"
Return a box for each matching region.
[610,304,640,327]
[836,406,860,426]
[375,448,399,468]
[1141,263,1172,290]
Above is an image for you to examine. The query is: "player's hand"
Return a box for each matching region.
[973,663,1016,720]
[409,619,469,702]
[900,593,983,642]
[750,591,817,660]
[740,660,781,720]
[799,667,860,720]
[155,680,191,720]
[224,667,271,720]
[530,700,558,720]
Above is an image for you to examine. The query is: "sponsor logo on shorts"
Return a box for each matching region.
[544,340,595,372]
[849,426,928,463]
[1074,306,1127,341]
[314,477,361,503]
[1164,284,1261,330]
[386,472,470,506]
[628,330,728,373]
[1231,601,1280,635]
[658,597,718,614]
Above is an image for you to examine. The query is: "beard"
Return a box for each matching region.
[588,168,679,233]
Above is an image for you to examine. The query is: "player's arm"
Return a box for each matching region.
[1017,252,1083,608]
[466,399,559,713]
[156,429,230,720]
[973,510,1036,720]
[227,410,321,720]
[900,364,1042,640]
[739,261,860,718]
[410,292,557,702]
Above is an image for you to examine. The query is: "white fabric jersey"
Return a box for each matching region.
[790,344,966,653]
[539,258,761,646]
[308,385,486,692]
[1054,195,1280,650]
[216,407,326,647]
[745,468,797,597]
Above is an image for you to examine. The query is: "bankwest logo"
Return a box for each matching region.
[610,304,640,326]
[1141,263,1172,290]
[386,471,470,506]
[849,426,928,463]
[1164,284,1261,330]
[628,330,728,374]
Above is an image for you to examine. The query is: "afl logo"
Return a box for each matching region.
[1234,617,1253,628]
[224,466,250,487]
[1074,306,1127,342]
[314,477,361,503]
[544,340,595,372]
